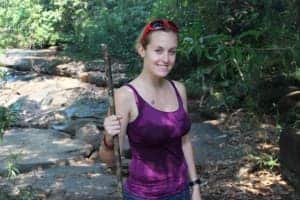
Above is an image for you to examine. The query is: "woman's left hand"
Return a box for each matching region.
[191,185,202,200]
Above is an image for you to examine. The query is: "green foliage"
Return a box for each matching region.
[6,152,20,179]
[0,67,9,83]
[249,153,280,171]
[0,0,153,67]
[0,186,41,200]
[292,67,300,82]
[0,189,10,200]
[239,112,260,131]
[0,0,61,48]
[0,106,16,142]
[16,187,41,200]
[152,0,300,114]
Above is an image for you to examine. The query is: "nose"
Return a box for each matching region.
[162,52,169,63]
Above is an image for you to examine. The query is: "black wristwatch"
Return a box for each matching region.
[189,178,201,187]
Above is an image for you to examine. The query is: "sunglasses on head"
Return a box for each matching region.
[141,19,179,44]
[149,20,179,32]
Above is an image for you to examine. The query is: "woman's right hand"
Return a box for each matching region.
[103,115,122,137]
[100,114,122,164]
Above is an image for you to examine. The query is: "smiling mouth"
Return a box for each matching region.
[157,64,168,68]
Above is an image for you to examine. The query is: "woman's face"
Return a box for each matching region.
[139,31,178,78]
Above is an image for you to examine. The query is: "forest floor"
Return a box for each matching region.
[1,107,299,200]
[198,108,300,200]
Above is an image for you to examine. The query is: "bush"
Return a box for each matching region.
[0,0,153,66]
[0,106,16,142]
[151,0,299,113]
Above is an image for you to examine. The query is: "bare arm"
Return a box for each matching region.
[99,86,132,166]
[174,81,202,199]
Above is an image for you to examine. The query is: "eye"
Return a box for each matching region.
[155,48,163,54]
[169,49,176,55]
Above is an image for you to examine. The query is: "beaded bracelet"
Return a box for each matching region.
[103,135,114,150]
[189,178,201,187]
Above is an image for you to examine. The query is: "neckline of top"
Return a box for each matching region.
[127,80,181,113]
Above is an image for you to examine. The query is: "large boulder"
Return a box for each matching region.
[0,163,119,200]
[256,75,300,114]
[0,128,93,175]
[0,49,129,86]
[4,48,58,57]
[278,90,300,114]
[279,128,300,190]
[0,74,107,132]
[0,49,65,73]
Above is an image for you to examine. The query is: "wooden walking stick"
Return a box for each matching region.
[101,44,124,198]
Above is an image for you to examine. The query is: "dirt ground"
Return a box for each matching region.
[199,109,300,200]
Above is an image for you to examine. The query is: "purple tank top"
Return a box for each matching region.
[124,80,191,199]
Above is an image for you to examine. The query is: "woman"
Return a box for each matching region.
[99,19,202,200]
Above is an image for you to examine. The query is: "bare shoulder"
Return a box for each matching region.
[172,80,187,97]
[115,85,133,100]
[114,85,135,110]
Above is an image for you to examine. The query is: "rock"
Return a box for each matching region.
[0,49,67,74]
[0,128,93,175]
[55,60,128,81]
[50,99,107,135]
[86,71,106,86]
[64,100,107,119]
[279,128,300,180]
[55,61,85,77]
[4,48,58,57]
[75,122,102,149]
[0,55,64,73]
[0,163,120,200]
[281,167,300,192]
[278,90,300,114]
[0,75,107,130]
[51,118,97,136]
[189,123,231,166]
[110,62,128,73]
[237,163,258,178]
[0,48,128,86]
[85,71,128,87]
[256,75,300,114]
[30,57,64,74]
[78,72,89,82]
[83,59,105,72]
[0,49,128,86]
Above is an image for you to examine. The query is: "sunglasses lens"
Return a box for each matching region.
[141,19,178,45]
[150,20,178,32]
[150,20,164,29]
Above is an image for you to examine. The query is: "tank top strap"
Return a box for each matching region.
[169,80,184,108]
[125,83,144,110]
